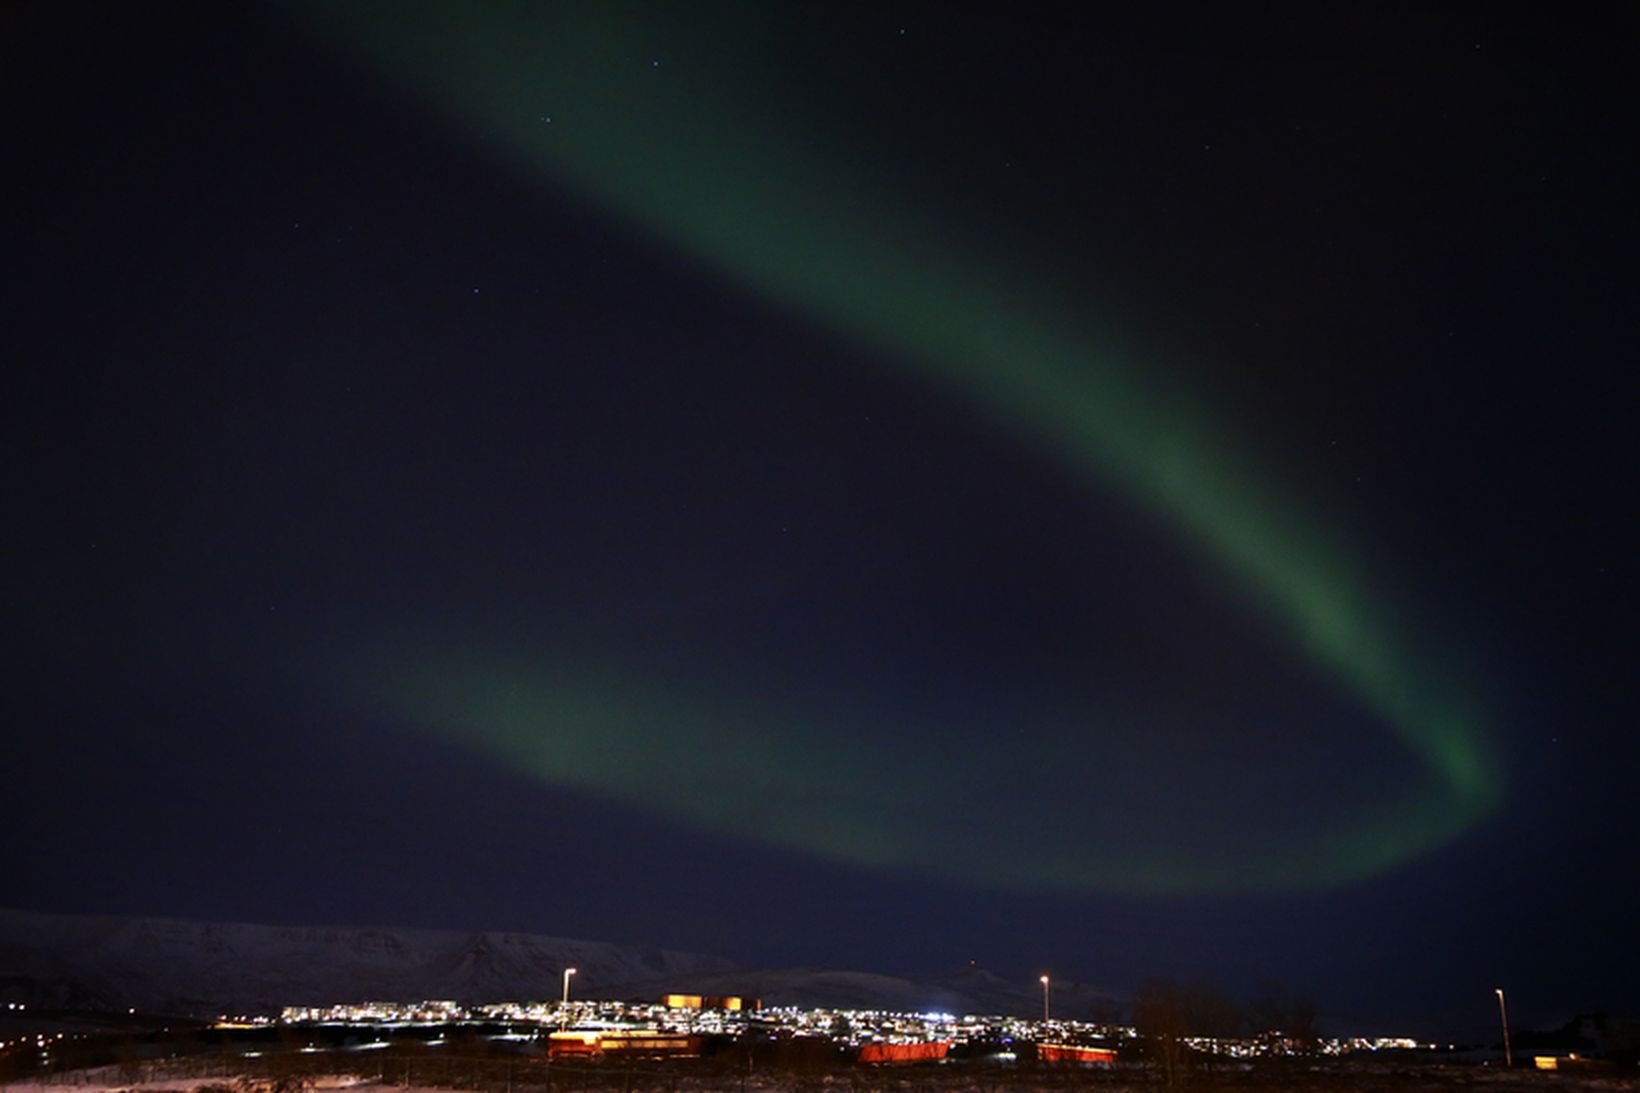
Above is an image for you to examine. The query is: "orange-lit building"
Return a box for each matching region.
[855,1041,950,1065]
[547,1031,704,1058]
[1037,1043,1116,1064]
[661,993,757,1011]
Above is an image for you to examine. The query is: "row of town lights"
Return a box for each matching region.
[3,979,1520,1067]
[550,969,1506,1062]
[1037,976,1511,1064]
[556,969,1057,1026]
[556,967,1058,1026]
[559,967,1059,1025]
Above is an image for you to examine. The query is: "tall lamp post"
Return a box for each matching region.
[1040,975,1051,1024]
[561,967,577,1029]
[1494,988,1512,1067]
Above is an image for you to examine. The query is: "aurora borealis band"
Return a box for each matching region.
[10,0,1638,1027]
[296,3,1506,895]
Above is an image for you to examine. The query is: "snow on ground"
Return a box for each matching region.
[7,1064,1639,1093]
[0,1062,367,1093]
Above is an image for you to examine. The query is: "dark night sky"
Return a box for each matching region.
[3,2,1636,1036]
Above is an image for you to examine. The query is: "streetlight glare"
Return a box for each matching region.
[561,968,579,1022]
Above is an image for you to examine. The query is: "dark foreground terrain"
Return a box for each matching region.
[4,1049,1635,1093]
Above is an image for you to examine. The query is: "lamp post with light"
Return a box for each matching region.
[1494,988,1512,1067]
[1040,975,1051,1024]
[561,967,577,1029]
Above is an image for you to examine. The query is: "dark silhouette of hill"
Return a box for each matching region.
[0,908,1126,1022]
[0,907,731,1017]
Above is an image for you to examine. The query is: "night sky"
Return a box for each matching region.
[4,2,1635,1036]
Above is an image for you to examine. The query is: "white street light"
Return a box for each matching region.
[1494,988,1512,1067]
[561,968,577,1029]
[1040,975,1051,1024]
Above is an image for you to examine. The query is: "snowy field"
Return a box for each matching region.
[5,1061,1637,1093]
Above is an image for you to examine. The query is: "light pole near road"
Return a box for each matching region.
[1040,975,1051,1024]
[561,967,577,1029]
[1494,988,1512,1067]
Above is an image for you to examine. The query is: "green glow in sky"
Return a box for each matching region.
[303,3,1503,893]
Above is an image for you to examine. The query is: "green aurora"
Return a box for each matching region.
[301,3,1503,893]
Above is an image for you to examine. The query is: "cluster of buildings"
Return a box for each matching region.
[263,994,1438,1063]
[278,1000,462,1024]
[1178,1034,1423,1059]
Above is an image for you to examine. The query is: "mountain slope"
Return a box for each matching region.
[0,908,1126,1021]
[0,908,734,1016]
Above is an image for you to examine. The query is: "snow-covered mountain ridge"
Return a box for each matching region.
[0,907,734,1017]
[0,908,1125,1021]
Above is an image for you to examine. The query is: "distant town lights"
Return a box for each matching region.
[241,993,1448,1064]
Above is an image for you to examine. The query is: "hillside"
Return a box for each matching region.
[0,908,732,1017]
[0,908,1123,1021]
